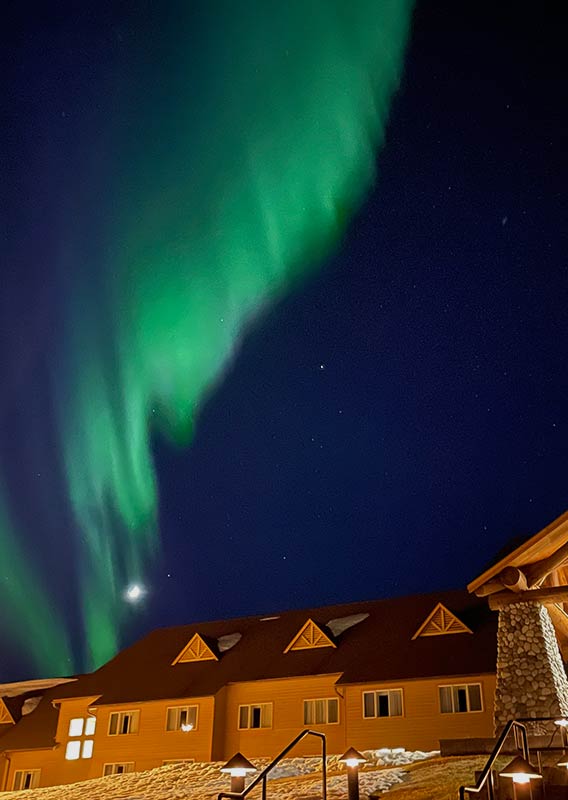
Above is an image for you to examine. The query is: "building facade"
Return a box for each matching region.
[0,590,497,791]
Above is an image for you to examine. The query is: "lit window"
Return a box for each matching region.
[303,698,339,725]
[65,741,81,760]
[362,689,403,718]
[166,705,198,732]
[82,740,94,758]
[68,718,84,737]
[108,710,140,735]
[85,716,97,736]
[13,770,40,790]
[439,684,482,713]
[238,703,272,729]
[103,762,135,776]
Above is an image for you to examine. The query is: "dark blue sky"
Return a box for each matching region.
[1,0,567,677]
[149,0,567,629]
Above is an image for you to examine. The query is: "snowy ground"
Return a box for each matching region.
[9,749,437,800]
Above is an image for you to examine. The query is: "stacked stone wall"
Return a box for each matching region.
[494,603,568,734]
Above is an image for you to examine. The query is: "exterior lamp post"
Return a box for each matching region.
[220,752,256,794]
[339,747,366,800]
[499,757,542,799]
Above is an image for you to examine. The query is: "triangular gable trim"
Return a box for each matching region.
[284,618,336,653]
[412,603,473,640]
[172,633,218,665]
[0,699,15,725]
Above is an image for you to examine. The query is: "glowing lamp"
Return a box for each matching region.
[339,747,366,800]
[340,747,367,769]
[499,756,541,785]
[556,754,568,768]
[220,753,256,793]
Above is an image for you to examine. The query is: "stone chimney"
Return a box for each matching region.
[494,602,568,734]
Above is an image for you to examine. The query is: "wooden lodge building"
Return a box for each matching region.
[2,510,568,792]
[0,589,498,791]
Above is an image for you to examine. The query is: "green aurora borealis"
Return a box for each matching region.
[2,1,413,673]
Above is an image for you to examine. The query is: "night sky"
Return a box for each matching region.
[1,0,566,681]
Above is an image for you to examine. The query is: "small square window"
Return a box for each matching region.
[85,717,97,736]
[68,718,84,737]
[82,740,94,759]
[65,741,81,760]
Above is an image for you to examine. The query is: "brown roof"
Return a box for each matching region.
[0,696,59,751]
[0,590,496,751]
[78,589,496,703]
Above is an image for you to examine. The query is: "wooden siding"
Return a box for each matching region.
[222,675,345,759]
[344,674,496,752]
[1,673,497,788]
[4,695,215,789]
[4,749,57,791]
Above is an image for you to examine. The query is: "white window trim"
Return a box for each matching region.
[361,688,405,719]
[438,682,484,714]
[12,769,41,791]
[302,697,340,725]
[237,702,273,730]
[108,709,141,736]
[102,762,135,776]
[165,704,199,732]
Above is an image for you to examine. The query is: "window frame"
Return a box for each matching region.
[438,683,484,714]
[165,704,199,732]
[102,762,135,776]
[12,769,41,791]
[361,688,404,719]
[237,702,273,730]
[108,709,141,736]
[302,697,340,726]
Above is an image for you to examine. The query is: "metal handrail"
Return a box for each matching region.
[218,728,327,800]
[459,720,529,800]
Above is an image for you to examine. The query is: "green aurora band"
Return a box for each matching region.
[56,1,414,669]
[0,492,72,675]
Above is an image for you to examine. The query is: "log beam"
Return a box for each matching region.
[475,579,507,597]
[489,585,568,610]
[500,566,528,592]
[524,541,568,587]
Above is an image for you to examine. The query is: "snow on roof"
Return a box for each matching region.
[0,677,76,698]
[217,633,242,653]
[326,613,369,637]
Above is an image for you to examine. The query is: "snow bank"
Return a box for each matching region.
[9,748,436,800]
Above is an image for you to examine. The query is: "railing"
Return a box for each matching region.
[459,719,529,800]
[218,729,327,800]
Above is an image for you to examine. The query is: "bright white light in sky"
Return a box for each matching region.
[125,584,145,602]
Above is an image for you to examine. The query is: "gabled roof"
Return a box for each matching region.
[172,633,218,664]
[468,510,568,593]
[412,602,473,639]
[284,619,336,652]
[0,590,497,751]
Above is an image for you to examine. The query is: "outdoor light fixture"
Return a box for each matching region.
[220,752,256,793]
[499,756,542,785]
[340,747,366,800]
